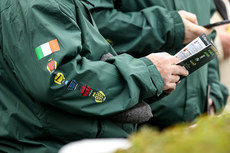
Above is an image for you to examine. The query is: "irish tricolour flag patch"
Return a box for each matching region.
[35,39,60,60]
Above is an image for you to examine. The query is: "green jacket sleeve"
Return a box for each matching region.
[90,0,184,56]
[1,0,164,117]
[208,58,228,113]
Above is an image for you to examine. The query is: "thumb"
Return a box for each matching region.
[179,10,198,25]
[197,24,213,35]
[189,23,213,36]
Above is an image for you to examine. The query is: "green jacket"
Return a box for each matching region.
[90,0,229,128]
[0,0,164,152]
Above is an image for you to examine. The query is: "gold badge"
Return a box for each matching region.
[54,72,65,85]
[92,91,106,103]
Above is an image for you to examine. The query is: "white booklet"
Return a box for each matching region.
[175,33,219,77]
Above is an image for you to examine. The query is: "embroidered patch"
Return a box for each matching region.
[80,85,93,97]
[62,78,106,102]
[47,59,57,74]
[65,80,78,91]
[92,91,106,103]
[54,72,65,85]
[35,39,60,60]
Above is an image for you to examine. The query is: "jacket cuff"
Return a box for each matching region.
[210,83,228,113]
[169,11,185,50]
[139,57,164,96]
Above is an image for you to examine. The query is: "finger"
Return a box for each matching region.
[210,106,215,116]
[208,98,215,116]
[179,10,198,24]
[171,65,189,76]
[185,12,198,24]
[170,75,180,83]
[163,82,176,91]
[201,26,213,35]
[192,24,213,35]
[208,98,213,106]
[167,56,181,65]
[172,57,181,64]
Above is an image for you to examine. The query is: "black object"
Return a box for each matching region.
[214,0,228,20]
[203,20,230,28]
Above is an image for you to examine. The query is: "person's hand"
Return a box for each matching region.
[178,10,213,44]
[146,52,189,93]
[208,98,215,116]
[216,24,230,58]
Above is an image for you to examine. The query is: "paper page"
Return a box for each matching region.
[175,36,207,60]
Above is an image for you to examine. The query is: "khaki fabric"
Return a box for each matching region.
[211,0,230,111]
